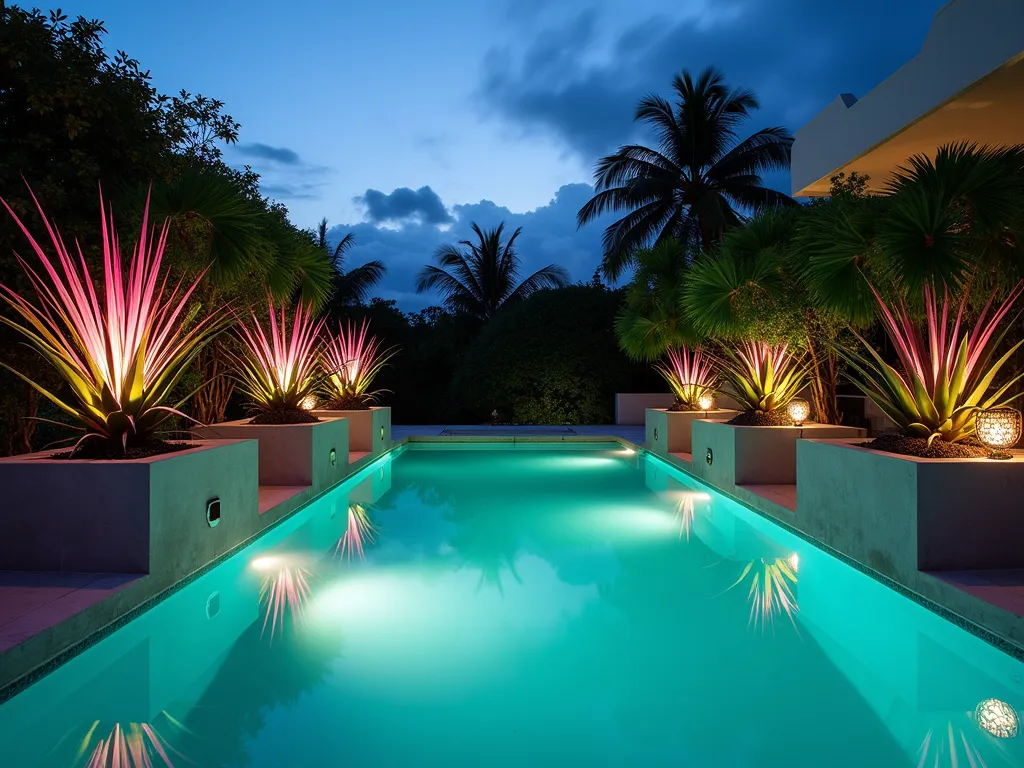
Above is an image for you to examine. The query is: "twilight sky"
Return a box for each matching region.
[70,0,946,308]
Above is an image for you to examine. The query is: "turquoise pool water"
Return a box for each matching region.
[1,443,1023,767]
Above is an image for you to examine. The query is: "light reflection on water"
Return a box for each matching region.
[0,445,1022,767]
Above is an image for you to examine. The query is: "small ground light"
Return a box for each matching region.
[976,407,1022,460]
[299,394,318,411]
[697,393,715,411]
[975,698,1019,739]
[788,398,810,426]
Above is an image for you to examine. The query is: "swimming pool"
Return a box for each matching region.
[1,442,1022,767]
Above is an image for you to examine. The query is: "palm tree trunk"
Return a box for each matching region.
[804,311,843,426]
[193,340,234,425]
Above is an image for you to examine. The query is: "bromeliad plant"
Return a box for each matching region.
[654,346,718,410]
[0,188,230,455]
[841,283,1024,445]
[321,318,397,410]
[232,299,328,423]
[719,342,809,421]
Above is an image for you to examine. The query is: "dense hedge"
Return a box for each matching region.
[451,285,655,424]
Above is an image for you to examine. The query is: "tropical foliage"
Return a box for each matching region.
[321,318,398,409]
[231,299,327,419]
[654,347,717,410]
[840,283,1024,444]
[313,219,387,309]
[720,342,808,415]
[0,189,229,453]
[614,238,696,360]
[577,67,795,280]
[416,222,569,322]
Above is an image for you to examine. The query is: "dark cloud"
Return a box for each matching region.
[328,183,617,309]
[355,186,454,225]
[234,142,302,165]
[480,1,948,167]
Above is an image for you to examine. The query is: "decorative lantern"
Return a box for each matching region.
[299,394,319,411]
[787,398,810,427]
[976,407,1022,460]
[697,392,716,411]
[975,698,1019,739]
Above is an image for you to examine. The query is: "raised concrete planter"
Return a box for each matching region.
[196,416,349,491]
[615,393,674,425]
[691,420,866,488]
[645,408,740,456]
[0,440,259,575]
[797,438,1024,579]
[315,406,390,457]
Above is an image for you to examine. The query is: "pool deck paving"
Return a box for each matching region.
[3,423,1024,701]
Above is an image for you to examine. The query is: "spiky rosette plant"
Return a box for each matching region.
[231,299,328,424]
[0,187,230,456]
[841,283,1024,447]
[321,318,397,410]
[719,341,809,425]
[654,346,718,410]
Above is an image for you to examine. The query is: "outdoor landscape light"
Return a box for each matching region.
[299,394,318,411]
[787,398,810,426]
[330,448,338,466]
[698,393,715,411]
[976,407,1022,460]
[975,698,1019,739]
[206,498,221,528]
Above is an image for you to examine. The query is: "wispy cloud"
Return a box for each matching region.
[235,142,302,165]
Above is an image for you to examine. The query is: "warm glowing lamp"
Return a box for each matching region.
[697,392,716,411]
[787,398,810,426]
[975,698,1019,739]
[299,394,318,411]
[976,407,1022,460]
[787,552,799,574]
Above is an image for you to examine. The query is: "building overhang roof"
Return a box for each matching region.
[791,0,1024,197]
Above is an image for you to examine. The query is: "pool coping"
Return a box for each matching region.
[1,433,1022,705]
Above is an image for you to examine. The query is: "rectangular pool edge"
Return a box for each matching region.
[638,441,1024,663]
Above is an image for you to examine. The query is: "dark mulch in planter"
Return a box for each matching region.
[323,397,370,411]
[860,434,988,459]
[51,440,194,461]
[249,409,320,425]
[727,410,795,427]
[667,402,701,412]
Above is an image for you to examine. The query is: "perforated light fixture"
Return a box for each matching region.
[299,394,318,411]
[787,398,810,426]
[975,698,1019,739]
[698,393,715,411]
[976,407,1022,460]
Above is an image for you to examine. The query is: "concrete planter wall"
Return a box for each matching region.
[691,420,867,488]
[315,406,390,456]
[615,393,675,425]
[645,408,740,456]
[196,416,349,491]
[0,440,259,576]
[797,438,1024,580]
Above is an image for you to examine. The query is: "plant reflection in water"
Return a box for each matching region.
[51,710,193,768]
[260,564,313,643]
[335,503,378,562]
[727,557,798,631]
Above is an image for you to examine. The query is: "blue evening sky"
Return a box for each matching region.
[68,0,946,308]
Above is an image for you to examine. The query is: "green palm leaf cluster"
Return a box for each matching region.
[416,222,568,322]
[577,67,795,279]
[0,187,230,453]
[840,283,1024,444]
[719,342,809,414]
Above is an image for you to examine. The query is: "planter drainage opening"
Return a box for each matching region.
[330,448,337,466]
[380,426,385,442]
[705,448,713,466]
[206,498,221,528]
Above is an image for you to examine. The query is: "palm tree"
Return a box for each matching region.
[314,218,387,307]
[577,67,796,280]
[415,222,569,322]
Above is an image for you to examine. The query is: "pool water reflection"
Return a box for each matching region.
[0,443,1022,767]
